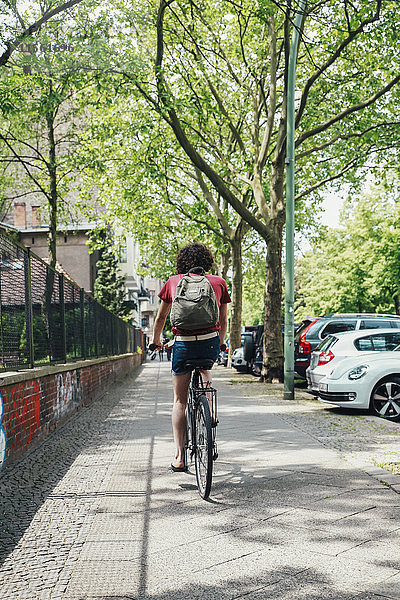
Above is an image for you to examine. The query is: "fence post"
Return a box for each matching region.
[80,288,86,359]
[94,301,99,357]
[24,248,35,368]
[0,260,3,369]
[59,274,67,363]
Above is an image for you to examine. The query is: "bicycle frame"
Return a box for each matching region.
[185,367,218,466]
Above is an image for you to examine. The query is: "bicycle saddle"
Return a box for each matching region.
[185,359,215,371]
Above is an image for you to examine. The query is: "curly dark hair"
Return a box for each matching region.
[176,243,214,274]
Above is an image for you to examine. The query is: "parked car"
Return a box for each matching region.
[318,352,400,421]
[295,313,400,379]
[231,346,248,372]
[217,344,229,367]
[251,322,303,376]
[242,325,264,375]
[306,328,400,394]
[252,337,263,375]
[231,328,263,373]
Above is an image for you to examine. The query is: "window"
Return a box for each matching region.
[149,290,155,305]
[119,246,127,263]
[354,336,374,351]
[354,332,400,352]
[14,202,26,227]
[320,321,357,338]
[31,205,41,226]
[360,319,392,330]
[315,336,338,352]
[141,315,150,328]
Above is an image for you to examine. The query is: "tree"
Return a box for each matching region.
[112,0,400,380]
[242,237,267,326]
[296,182,400,318]
[0,0,85,67]
[75,88,249,352]
[0,69,86,267]
[92,233,132,320]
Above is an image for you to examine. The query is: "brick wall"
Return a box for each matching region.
[0,353,143,471]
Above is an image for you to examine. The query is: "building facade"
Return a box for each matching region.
[117,236,163,331]
[2,202,164,329]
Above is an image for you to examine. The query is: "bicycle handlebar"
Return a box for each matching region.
[148,343,162,351]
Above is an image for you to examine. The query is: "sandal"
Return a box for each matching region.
[169,463,186,472]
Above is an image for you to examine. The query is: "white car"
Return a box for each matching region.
[318,352,400,421]
[306,328,400,394]
[231,346,248,372]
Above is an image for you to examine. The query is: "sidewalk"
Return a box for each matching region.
[0,360,399,599]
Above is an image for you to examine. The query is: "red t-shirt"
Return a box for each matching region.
[159,273,231,335]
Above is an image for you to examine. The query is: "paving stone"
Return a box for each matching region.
[1,362,399,600]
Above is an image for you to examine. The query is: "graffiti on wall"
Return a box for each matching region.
[0,392,6,469]
[55,371,82,420]
[6,380,41,453]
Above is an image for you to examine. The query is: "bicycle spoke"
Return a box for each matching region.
[194,394,213,499]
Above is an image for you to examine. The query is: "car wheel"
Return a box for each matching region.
[370,376,400,421]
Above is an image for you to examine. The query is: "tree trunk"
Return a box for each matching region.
[261,226,284,382]
[215,246,231,280]
[46,110,57,269]
[229,234,242,359]
[43,107,58,361]
[260,158,285,382]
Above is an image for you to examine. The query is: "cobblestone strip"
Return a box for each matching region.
[0,365,156,600]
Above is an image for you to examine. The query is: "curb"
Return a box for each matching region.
[355,461,400,495]
[296,388,400,495]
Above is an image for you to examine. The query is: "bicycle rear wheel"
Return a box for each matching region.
[194,394,213,499]
[183,406,191,470]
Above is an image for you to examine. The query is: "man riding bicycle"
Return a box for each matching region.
[151,243,231,471]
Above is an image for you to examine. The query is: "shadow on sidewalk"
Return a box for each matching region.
[0,366,144,566]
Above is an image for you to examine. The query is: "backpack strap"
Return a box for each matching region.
[186,266,205,276]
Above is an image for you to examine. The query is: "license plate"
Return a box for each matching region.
[319,383,328,392]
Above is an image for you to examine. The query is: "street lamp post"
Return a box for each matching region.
[284,0,307,400]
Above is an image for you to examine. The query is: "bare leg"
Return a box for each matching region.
[171,372,192,468]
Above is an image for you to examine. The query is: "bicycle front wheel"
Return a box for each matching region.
[194,394,213,499]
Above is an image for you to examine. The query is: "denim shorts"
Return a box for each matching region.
[171,335,220,376]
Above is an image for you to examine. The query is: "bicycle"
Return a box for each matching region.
[183,358,218,500]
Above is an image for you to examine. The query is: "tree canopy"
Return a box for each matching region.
[0,0,399,371]
[296,181,400,319]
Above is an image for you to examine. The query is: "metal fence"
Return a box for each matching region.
[0,232,142,371]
